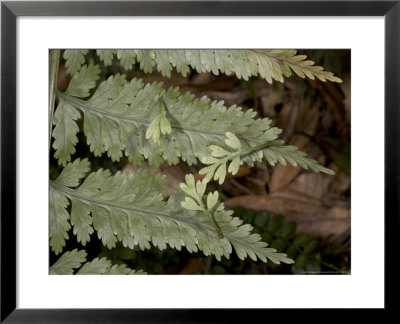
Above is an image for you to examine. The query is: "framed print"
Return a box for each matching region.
[1,0,399,322]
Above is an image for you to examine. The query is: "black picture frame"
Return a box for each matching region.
[1,0,398,322]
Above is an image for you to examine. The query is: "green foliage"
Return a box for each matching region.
[50,249,145,275]
[53,64,334,181]
[94,49,342,83]
[199,134,334,185]
[63,49,89,75]
[49,48,341,274]
[262,141,335,174]
[49,159,293,264]
[238,209,323,274]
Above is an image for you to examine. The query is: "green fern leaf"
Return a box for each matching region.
[65,63,100,97]
[254,50,343,83]
[50,159,293,264]
[117,50,136,70]
[199,134,334,184]
[55,158,91,187]
[76,257,111,274]
[53,66,275,167]
[63,49,89,75]
[93,49,341,83]
[54,65,333,177]
[49,249,87,274]
[52,64,100,166]
[51,100,80,166]
[169,49,191,76]
[50,184,71,254]
[50,249,146,274]
[96,50,116,67]
[262,141,335,174]
[103,264,146,275]
[136,49,155,73]
[154,50,173,77]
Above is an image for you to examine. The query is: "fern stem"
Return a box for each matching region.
[240,142,272,156]
[206,210,224,239]
[49,49,60,153]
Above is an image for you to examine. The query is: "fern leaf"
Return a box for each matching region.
[63,49,88,75]
[199,135,334,184]
[50,159,293,264]
[104,264,146,275]
[136,49,155,73]
[52,64,100,166]
[76,257,111,274]
[50,249,146,274]
[96,50,116,67]
[154,50,173,77]
[94,49,341,83]
[65,63,100,98]
[49,249,87,274]
[54,66,333,177]
[51,100,80,166]
[254,50,342,83]
[117,50,136,70]
[262,141,335,174]
[50,185,71,254]
[55,158,91,187]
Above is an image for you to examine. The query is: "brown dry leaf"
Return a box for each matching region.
[269,134,311,192]
[261,85,284,119]
[180,258,204,274]
[295,98,320,137]
[224,194,350,237]
[276,94,299,141]
[245,162,270,195]
[288,172,333,201]
[308,78,349,138]
[339,71,351,123]
[329,170,350,197]
[181,75,239,94]
[204,89,249,106]
[190,72,212,85]
[228,179,255,195]
[57,64,69,92]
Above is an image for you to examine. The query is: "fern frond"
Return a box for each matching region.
[262,140,334,173]
[50,249,145,274]
[96,50,116,67]
[50,249,86,274]
[52,64,100,166]
[54,65,332,179]
[63,49,89,75]
[256,50,342,83]
[199,135,334,184]
[95,49,341,83]
[49,159,293,264]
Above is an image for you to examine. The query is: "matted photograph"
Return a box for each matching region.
[49,49,351,275]
[2,0,396,319]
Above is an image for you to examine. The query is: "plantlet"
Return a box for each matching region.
[49,49,340,274]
